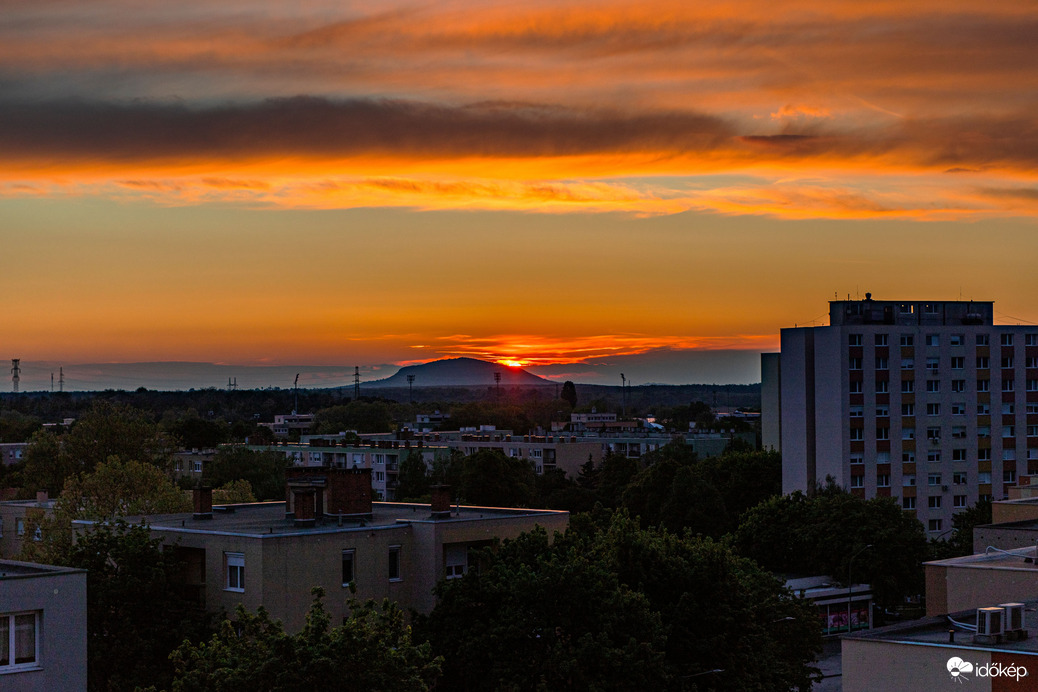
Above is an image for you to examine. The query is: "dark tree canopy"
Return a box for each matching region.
[171,588,441,692]
[204,446,289,501]
[560,380,577,408]
[457,449,537,508]
[421,512,821,692]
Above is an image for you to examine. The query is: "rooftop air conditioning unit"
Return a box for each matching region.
[1000,603,1028,641]
[975,607,1006,645]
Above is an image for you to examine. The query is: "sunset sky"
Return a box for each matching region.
[3,0,1037,389]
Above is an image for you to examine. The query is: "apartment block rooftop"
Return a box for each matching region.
[828,295,994,326]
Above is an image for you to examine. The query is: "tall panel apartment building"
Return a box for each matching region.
[762,296,1038,533]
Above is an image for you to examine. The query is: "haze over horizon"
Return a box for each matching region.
[3,0,1037,378]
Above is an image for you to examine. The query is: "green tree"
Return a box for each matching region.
[171,588,441,692]
[735,488,929,608]
[0,409,41,442]
[458,449,536,507]
[20,428,77,495]
[61,456,190,520]
[396,450,431,501]
[213,479,258,504]
[204,446,289,500]
[422,513,821,691]
[53,521,208,692]
[931,498,992,559]
[560,381,578,408]
[312,401,393,434]
[62,400,172,473]
[595,452,640,508]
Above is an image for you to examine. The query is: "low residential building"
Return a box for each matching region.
[0,443,27,467]
[785,575,874,635]
[0,560,87,692]
[106,471,568,631]
[0,495,54,560]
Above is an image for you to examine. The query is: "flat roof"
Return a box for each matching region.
[926,546,1038,571]
[846,600,1038,656]
[93,501,568,539]
[0,559,86,579]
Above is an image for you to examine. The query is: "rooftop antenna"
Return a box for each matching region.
[293,373,300,414]
[354,367,360,401]
[620,373,626,418]
[59,367,64,393]
[11,359,20,393]
[407,374,416,404]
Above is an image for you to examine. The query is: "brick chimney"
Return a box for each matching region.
[193,486,213,520]
[326,468,373,520]
[293,488,316,527]
[429,484,452,520]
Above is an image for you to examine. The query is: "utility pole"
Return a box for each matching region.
[354,367,360,401]
[407,374,415,404]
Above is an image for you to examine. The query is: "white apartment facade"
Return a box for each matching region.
[763,296,1038,533]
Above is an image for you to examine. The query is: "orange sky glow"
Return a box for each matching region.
[2,0,1037,386]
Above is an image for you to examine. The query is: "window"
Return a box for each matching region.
[901,358,915,370]
[1029,357,1038,368]
[849,405,864,418]
[953,472,967,485]
[929,473,942,486]
[926,357,940,372]
[951,357,964,370]
[925,304,940,315]
[950,335,965,346]
[1002,379,1015,392]
[850,453,864,465]
[954,495,968,509]
[977,356,990,369]
[1003,449,1017,461]
[15,519,24,538]
[978,403,991,415]
[926,380,940,393]
[849,428,864,441]
[850,380,863,394]
[900,335,914,347]
[1028,379,1038,392]
[928,450,942,463]
[388,546,402,581]
[1002,356,1015,369]
[928,496,942,509]
[926,426,941,441]
[978,448,991,461]
[1028,403,1038,414]
[342,550,355,586]
[0,612,38,670]
[953,449,967,461]
[849,334,863,346]
[903,496,916,510]
[926,334,939,347]
[1029,425,1038,437]
[902,428,915,440]
[929,519,943,532]
[375,471,385,481]
[877,474,890,487]
[1027,334,1037,346]
[902,452,915,463]
[875,357,889,370]
[901,403,915,416]
[1005,470,1018,484]
[951,403,966,415]
[849,357,862,370]
[1003,403,1016,415]
[850,476,864,488]
[952,426,967,439]
[876,405,889,417]
[903,474,916,487]
[876,451,891,463]
[875,334,888,346]
[979,471,992,484]
[225,553,245,592]
[978,426,991,438]
[876,427,890,440]
[926,403,941,416]
[531,449,543,459]
[978,379,990,392]
[951,380,965,393]
[902,380,915,393]
[977,334,990,346]
[1002,333,1015,347]
[876,380,889,393]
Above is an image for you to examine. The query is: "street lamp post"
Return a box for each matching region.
[847,544,873,634]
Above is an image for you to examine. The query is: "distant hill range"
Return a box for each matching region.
[370,357,549,387]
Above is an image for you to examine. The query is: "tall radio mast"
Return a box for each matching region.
[11,359,20,393]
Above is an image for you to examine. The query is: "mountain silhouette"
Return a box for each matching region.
[371,357,549,387]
